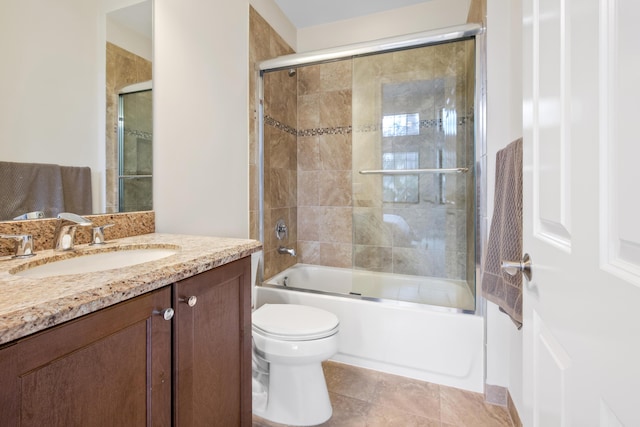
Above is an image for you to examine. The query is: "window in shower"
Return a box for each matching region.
[382,113,420,137]
[382,151,420,203]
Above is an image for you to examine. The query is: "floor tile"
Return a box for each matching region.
[323,360,380,402]
[440,385,513,427]
[320,393,370,427]
[365,404,441,426]
[252,361,514,427]
[369,370,441,421]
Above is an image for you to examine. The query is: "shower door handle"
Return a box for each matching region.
[501,253,532,281]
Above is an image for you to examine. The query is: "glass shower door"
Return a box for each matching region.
[118,88,153,212]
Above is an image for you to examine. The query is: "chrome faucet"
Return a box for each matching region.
[53,213,93,251]
[0,234,36,258]
[277,246,296,257]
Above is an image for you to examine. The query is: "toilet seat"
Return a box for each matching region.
[252,304,339,341]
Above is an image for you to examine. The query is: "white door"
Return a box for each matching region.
[522,0,640,425]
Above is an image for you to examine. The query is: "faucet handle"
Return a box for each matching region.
[1,234,36,258]
[12,211,45,220]
[90,224,114,245]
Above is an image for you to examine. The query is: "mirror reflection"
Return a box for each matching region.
[0,0,152,221]
[106,0,153,214]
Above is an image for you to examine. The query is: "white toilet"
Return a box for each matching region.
[252,303,339,426]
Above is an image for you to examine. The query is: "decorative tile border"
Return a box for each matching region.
[298,125,352,136]
[355,116,471,133]
[264,114,472,138]
[125,129,153,140]
[264,116,297,136]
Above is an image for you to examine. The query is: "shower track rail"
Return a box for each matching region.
[358,168,468,175]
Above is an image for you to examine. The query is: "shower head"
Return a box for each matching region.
[288,68,296,77]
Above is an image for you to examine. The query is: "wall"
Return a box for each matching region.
[0,0,104,212]
[249,0,297,50]
[254,3,484,286]
[292,45,476,284]
[153,0,249,237]
[297,0,471,52]
[296,61,353,270]
[485,0,523,419]
[248,8,297,279]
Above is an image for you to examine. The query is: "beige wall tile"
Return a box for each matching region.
[298,206,321,241]
[320,133,352,171]
[322,207,353,243]
[318,170,352,207]
[320,243,352,268]
[298,93,320,129]
[353,208,393,246]
[320,89,352,127]
[297,136,320,171]
[320,60,352,92]
[298,64,321,95]
[298,171,319,206]
[354,245,392,272]
[298,240,320,264]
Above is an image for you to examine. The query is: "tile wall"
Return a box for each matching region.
[250,9,477,288]
[296,62,354,268]
[249,8,297,280]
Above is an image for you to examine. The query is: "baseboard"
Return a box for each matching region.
[507,390,522,427]
[484,384,522,427]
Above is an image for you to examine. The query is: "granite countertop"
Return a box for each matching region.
[0,233,262,345]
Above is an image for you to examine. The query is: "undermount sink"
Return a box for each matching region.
[12,247,179,278]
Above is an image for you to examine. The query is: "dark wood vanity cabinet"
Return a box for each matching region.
[0,257,251,426]
[173,257,252,426]
[0,285,173,426]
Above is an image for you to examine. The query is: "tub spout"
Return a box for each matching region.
[277,246,296,257]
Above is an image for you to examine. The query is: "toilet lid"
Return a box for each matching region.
[252,304,339,341]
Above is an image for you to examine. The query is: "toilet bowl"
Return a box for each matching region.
[252,303,339,426]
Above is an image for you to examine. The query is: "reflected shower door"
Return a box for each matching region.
[118,89,153,212]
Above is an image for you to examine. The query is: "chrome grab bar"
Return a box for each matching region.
[358,168,469,175]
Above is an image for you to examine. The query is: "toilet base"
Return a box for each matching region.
[253,362,332,426]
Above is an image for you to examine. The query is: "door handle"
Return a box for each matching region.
[501,253,532,281]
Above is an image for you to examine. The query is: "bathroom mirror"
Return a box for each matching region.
[0,0,152,221]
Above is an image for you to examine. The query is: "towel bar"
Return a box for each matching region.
[358,167,468,175]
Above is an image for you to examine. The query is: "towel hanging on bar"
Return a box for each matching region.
[481,138,523,329]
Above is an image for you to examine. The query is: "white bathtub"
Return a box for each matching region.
[257,264,485,392]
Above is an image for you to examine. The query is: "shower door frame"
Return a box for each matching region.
[117,82,153,213]
[257,23,487,315]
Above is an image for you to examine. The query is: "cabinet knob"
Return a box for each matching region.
[155,307,174,320]
[180,296,198,307]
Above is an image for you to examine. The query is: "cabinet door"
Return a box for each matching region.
[0,287,172,427]
[173,257,251,427]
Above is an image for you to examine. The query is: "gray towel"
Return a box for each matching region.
[0,161,65,220]
[481,138,523,328]
[61,166,93,215]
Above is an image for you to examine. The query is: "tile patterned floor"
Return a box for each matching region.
[253,361,514,427]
